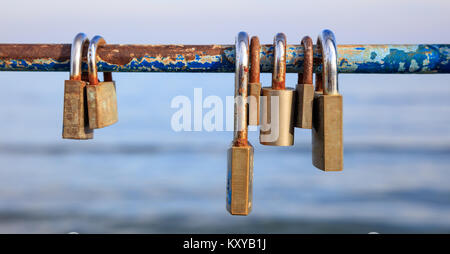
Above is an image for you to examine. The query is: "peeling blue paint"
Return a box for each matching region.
[340,58,350,67]
[353,45,445,73]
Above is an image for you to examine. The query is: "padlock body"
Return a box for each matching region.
[312,93,343,171]
[295,83,314,129]
[227,143,254,215]
[260,87,295,146]
[62,80,93,139]
[86,81,118,129]
[248,82,261,126]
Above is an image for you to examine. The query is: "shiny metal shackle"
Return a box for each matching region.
[317,29,338,95]
[272,33,287,90]
[87,35,111,86]
[233,31,250,145]
[69,33,89,80]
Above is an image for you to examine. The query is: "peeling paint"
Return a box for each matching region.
[398,62,405,72]
[409,59,420,72]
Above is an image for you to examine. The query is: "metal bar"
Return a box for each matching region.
[0,44,449,73]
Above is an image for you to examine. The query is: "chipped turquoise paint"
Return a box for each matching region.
[352,45,447,73]
[1,44,449,73]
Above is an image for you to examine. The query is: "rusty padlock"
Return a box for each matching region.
[312,29,343,171]
[248,36,261,126]
[227,32,254,216]
[86,35,118,129]
[62,33,94,140]
[260,33,295,146]
[295,36,314,129]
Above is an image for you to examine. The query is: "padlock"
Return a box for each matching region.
[260,33,295,146]
[295,36,314,129]
[248,36,261,126]
[227,31,254,216]
[86,35,118,129]
[62,33,94,140]
[312,29,343,171]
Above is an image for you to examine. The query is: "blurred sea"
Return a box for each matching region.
[0,72,449,233]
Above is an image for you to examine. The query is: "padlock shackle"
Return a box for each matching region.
[69,33,89,81]
[315,73,323,92]
[317,30,339,95]
[272,33,287,90]
[233,31,250,146]
[249,36,261,84]
[299,36,313,85]
[88,35,112,86]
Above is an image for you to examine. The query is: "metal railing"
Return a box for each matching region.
[0,44,448,74]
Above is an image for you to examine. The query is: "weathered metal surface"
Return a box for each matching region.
[298,36,313,84]
[227,145,253,216]
[62,33,93,140]
[248,36,261,126]
[0,44,449,73]
[249,37,260,83]
[86,81,118,129]
[295,36,314,129]
[85,36,119,130]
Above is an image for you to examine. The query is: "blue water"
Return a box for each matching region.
[0,72,449,233]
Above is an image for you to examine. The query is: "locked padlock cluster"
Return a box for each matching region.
[62,31,343,216]
[229,29,343,215]
[255,30,342,171]
[63,33,118,140]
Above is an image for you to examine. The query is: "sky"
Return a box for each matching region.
[1,0,449,44]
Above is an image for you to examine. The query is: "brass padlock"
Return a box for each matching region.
[260,33,295,146]
[312,29,343,171]
[62,33,94,140]
[295,36,314,129]
[248,36,261,126]
[86,35,118,129]
[227,32,254,216]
